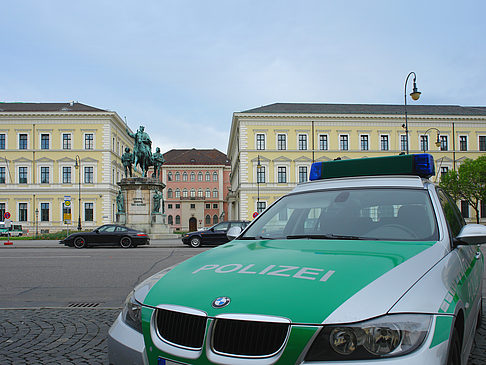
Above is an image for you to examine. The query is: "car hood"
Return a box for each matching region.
[143,239,440,324]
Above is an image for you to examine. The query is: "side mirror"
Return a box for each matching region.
[227,226,242,241]
[456,224,486,245]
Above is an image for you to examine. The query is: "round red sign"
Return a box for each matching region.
[4,212,11,219]
[253,211,259,218]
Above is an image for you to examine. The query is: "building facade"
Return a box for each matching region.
[161,149,230,232]
[0,102,139,234]
[227,103,486,223]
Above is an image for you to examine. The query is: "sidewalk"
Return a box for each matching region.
[0,238,184,248]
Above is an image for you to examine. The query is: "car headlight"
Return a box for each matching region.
[122,291,142,333]
[305,314,432,361]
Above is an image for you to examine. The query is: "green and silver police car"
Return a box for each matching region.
[108,154,485,365]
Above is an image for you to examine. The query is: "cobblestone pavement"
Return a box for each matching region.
[0,305,484,364]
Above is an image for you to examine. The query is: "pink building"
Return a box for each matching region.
[161,149,231,232]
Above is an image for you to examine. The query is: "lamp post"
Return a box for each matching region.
[74,155,82,230]
[256,156,261,213]
[422,127,442,153]
[35,208,39,238]
[403,72,421,154]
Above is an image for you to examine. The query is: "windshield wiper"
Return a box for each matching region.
[286,234,364,240]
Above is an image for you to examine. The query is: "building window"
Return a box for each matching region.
[40,167,49,184]
[175,215,180,224]
[205,172,210,181]
[84,166,94,184]
[174,172,179,181]
[213,172,218,181]
[440,135,448,151]
[41,203,49,222]
[299,166,308,183]
[19,203,28,222]
[360,135,369,151]
[19,167,27,184]
[213,189,218,198]
[298,134,307,150]
[0,203,5,221]
[182,172,188,181]
[205,215,211,225]
[0,167,5,184]
[190,172,195,182]
[168,204,173,209]
[198,172,203,181]
[206,204,211,209]
[190,189,196,198]
[256,134,265,150]
[190,204,196,209]
[381,135,389,151]
[257,166,265,183]
[340,135,349,151]
[167,172,173,181]
[85,134,94,150]
[205,189,211,198]
[400,135,407,151]
[213,215,219,224]
[420,135,428,152]
[0,134,5,149]
[168,215,173,225]
[460,200,469,218]
[459,136,468,151]
[479,136,486,151]
[175,189,180,198]
[213,204,218,209]
[63,134,71,149]
[198,189,203,198]
[481,200,486,218]
[257,201,266,213]
[85,203,94,221]
[62,167,71,183]
[277,166,287,183]
[319,135,328,150]
[41,134,49,150]
[183,189,188,198]
[277,134,287,150]
[19,134,28,149]
[440,166,449,176]
[167,189,173,198]
[175,204,180,209]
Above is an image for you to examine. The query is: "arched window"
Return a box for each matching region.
[168,215,173,225]
[175,172,180,181]
[205,172,210,181]
[190,188,196,198]
[190,172,195,181]
[168,172,173,181]
[167,188,173,198]
[213,189,218,198]
[175,189,180,198]
[198,188,203,198]
[213,215,219,224]
[182,172,188,181]
[183,188,188,198]
[205,189,211,198]
[213,172,218,181]
[175,215,181,224]
[205,215,211,225]
[198,172,203,181]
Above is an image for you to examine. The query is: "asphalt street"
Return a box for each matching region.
[0,240,484,364]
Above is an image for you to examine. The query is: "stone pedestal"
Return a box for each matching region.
[118,177,177,239]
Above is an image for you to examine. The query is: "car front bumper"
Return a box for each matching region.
[107,313,148,365]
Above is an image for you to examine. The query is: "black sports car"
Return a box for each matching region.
[60,224,150,248]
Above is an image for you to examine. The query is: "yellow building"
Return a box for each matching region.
[227,103,486,223]
[0,102,138,234]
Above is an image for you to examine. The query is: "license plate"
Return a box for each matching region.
[158,358,185,365]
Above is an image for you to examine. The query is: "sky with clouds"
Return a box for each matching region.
[2,1,485,154]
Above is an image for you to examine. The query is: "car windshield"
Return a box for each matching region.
[242,188,438,242]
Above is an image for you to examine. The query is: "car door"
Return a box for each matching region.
[205,222,230,245]
[94,225,118,246]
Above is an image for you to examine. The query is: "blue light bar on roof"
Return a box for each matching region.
[309,154,435,181]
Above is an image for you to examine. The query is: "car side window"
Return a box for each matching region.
[116,226,128,232]
[214,222,230,231]
[437,189,464,237]
[104,226,117,232]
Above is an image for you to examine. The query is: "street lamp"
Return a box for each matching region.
[35,208,39,238]
[256,156,261,213]
[74,155,82,230]
[422,127,442,153]
[403,72,421,154]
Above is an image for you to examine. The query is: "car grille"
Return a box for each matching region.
[212,318,289,357]
[155,308,207,349]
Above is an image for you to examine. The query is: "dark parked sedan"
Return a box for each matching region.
[60,224,150,248]
[181,221,249,247]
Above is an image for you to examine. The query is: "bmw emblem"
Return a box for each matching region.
[212,296,231,308]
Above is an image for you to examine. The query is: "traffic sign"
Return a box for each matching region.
[253,211,259,218]
[64,196,71,207]
[4,212,10,220]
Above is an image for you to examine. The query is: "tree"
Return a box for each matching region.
[440,156,486,224]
